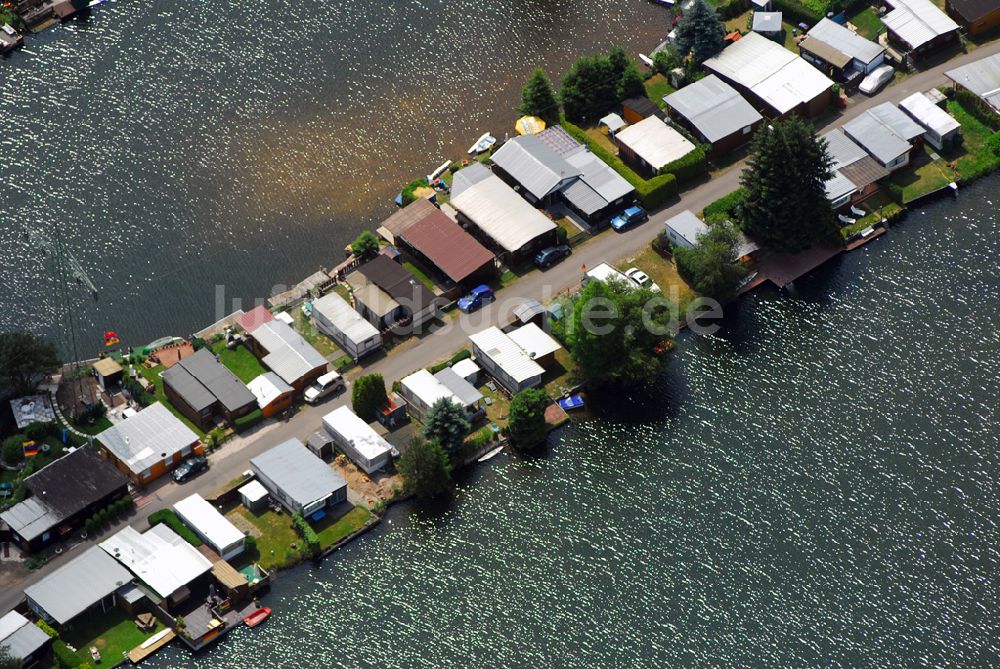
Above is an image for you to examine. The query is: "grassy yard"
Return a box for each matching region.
[314,505,371,549]
[62,608,164,668]
[644,74,675,106]
[71,415,113,435]
[479,384,511,429]
[584,126,619,156]
[890,145,958,203]
[946,99,1000,181]
[849,7,884,41]
[211,341,266,384]
[230,506,305,571]
[615,246,697,311]
[290,307,343,360]
[542,347,580,397]
[724,12,799,52]
[403,260,438,293]
[137,364,206,438]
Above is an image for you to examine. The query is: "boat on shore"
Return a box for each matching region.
[244,607,272,628]
[557,395,585,411]
[467,132,496,155]
[478,445,504,462]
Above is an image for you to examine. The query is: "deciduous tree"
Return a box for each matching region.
[398,438,452,499]
[617,61,648,102]
[519,68,560,125]
[508,389,550,450]
[422,397,471,456]
[740,117,837,252]
[561,55,616,124]
[674,223,748,303]
[0,331,60,396]
[351,373,387,422]
[674,0,726,64]
[350,230,380,258]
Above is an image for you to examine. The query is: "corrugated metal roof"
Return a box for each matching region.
[507,323,562,360]
[799,35,853,69]
[378,198,439,245]
[899,92,961,136]
[163,348,256,414]
[450,161,492,198]
[173,494,245,554]
[0,611,50,660]
[451,174,557,254]
[563,149,634,205]
[946,53,1000,112]
[490,135,581,200]
[0,497,58,544]
[322,407,394,462]
[96,403,199,475]
[843,112,912,164]
[250,439,347,511]
[840,155,891,189]
[825,171,858,200]
[401,369,463,409]
[312,292,382,347]
[469,326,545,385]
[434,367,484,407]
[805,18,884,65]
[358,255,439,314]
[615,117,696,170]
[100,525,212,599]
[704,33,833,115]
[236,305,274,334]
[867,102,926,141]
[883,0,958,49]
[664,210,709,246]
[399,208,495,284]
[25,546,133,625]
[252,320,328,386]
[821,128,869,169]
[664,75,763,144]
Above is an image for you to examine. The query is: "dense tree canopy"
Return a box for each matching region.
[350,230,380,258]
[740,117,836,252]
[674,0,726,64]
[398,438,452,500]
[508,389,550,450]
[674,223,748,303]
[561,48,650,124]
[422,397,471,456]
[555,278,674,387]
[617,61,647,102]
[519,68,561,125]
[0,331,60,396]
[351,373,387,422]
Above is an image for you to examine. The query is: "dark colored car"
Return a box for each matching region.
[534,244,571,269]
[172,456,208,483]
[457,284,495,313]
[610,205,648,232]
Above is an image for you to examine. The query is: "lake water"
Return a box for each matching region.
[144,182,1000,667]
[0,0,665,349]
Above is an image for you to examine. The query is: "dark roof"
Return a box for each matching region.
[379,198,439,243]
[947,0,998,22]
[839,155,891,189]
[622,96,667,120]
[399,209,495,284]
[25,447,128,520]
[358,255,439,313]
[162,348,257,414]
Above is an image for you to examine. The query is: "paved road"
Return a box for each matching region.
[3,39,998,614]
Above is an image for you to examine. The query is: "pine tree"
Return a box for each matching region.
[519,68,560,125]
[508,389,550,450]
[422,397,471,456]
[739,117,836,253]
[674,0,726,64]
[398,438,452,500]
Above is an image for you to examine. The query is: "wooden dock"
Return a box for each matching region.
[127,629,176,664]
[845,225,888,251]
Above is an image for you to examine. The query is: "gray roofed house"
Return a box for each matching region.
[843,104,920,169]
[25,545,133,625]
[663,75,763,154]
[450,161,492,198]
[561,149,635,217]
[490,134,582,203]
[820,128,891,206]
[866,102,925,142]
[945,53,1000,113]
[0,611,51,663]
[250,320,329,389]
[882,0,959,53]
[823,128,870,168]
[162,348,257,428]
[800,18,886,75]
[663,210,709,249]
[96,402,200,485]
[311,291,383,361]
[249,438,348,516]
[433,367,484,408]
[752,11,783,38]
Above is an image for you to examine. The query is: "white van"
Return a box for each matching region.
[304,371,345,405]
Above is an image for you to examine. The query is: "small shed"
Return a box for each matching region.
[512,299,546,328]
[238,480,269,512]
[93,357,124,392]
[377,392,409,429]
[306,431,335,461]
[752,11,783,41]
[621,97,667,124]
[507,323,562,368]
[664,210,709,249]
[599,112,627,134]
[246,372,294,418]
[452,358,481,386]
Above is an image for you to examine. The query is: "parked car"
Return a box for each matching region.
[625,267,661,292]
[534,244,571,269]
[859,65,894,96]
[172,456,208,483]
[457,285,495,313]
[304,370,346,405]
[610,206,648,232]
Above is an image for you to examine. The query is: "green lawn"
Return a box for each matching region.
[403,261,438,293]
[542,347,581,397]
[946,99,1000,181]
[315,506,372,549]
[644,74,675,106]
[849,7,884,41]
[137,364,206,438]
[291,307,343,360]
[231,507,306,571]
[890,146,958,203]
[211,341,266,384]
[62,608,164,668]
[71,415,113,435]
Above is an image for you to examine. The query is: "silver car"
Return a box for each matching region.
[859,65,895,96]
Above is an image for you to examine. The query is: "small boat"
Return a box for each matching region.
[478,445,504,462]
[638,53,654,67]
[244,607,272,628]
[557,395,585,411]
[467,132,496,155]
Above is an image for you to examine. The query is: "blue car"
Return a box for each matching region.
[457,284,495,313]
[610,205,648,232]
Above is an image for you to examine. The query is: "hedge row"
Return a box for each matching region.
[292,512,320,556]
[234,408,263,432]
[83,495,134,534]
[562,120,678,209]
[953,89,1000,131]
[659,145,707,185]
[703,188,747,223]
[148,509,202,546]
[713,0,750,21]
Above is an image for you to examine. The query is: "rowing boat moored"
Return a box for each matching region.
[244,607,272,628]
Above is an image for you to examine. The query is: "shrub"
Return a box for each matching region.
[954,89,1000,131]
[449,349,471,364]
[885,180,905,204]
[987,131,1000,157]
[52,640,82,668]
[771,0,822,25]
[350,230,380,258]
[556,225,568,244]
[291,512,321,557]
[715,0,750,20]
[244,534,258,553]
[2,434,26,465]
[508,389,551,450]
[35,619,58,639]
[191,337,208,351]
[703,188,747,223]
[352,374,387,422]
[401,178,430,206]
[659,146,707,185]
[24,421,54,442]
[428,360,450,374]
[234,408,263,432]
[148,509,202,546]
[123,376,155,407]
[635,173,679,209]
[26,553,48,570]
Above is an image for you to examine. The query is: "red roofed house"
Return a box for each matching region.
[237,305,274,334]
[397,204,497,289]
